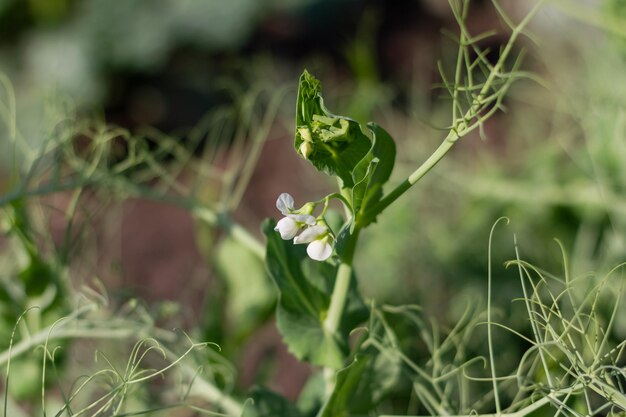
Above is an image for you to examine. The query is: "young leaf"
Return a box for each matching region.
[339,123,396,247]
[351,156,379,217]
[294,70,371,188]
[263,219,368,369]
[366,122,396,195]
[333,220,357,263]
[352,123,396,224]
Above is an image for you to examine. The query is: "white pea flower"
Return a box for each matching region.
[274,193,315,240]
[274,217,299,240]
[293,224,333,262]
[276,193,295,215]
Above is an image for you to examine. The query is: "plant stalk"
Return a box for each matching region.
[322,261,353,395]
[324,262,353,335]
[358,130,459,227]
[322,228,360,395]
[360,0,544,226]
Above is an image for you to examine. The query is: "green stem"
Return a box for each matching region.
[0,173,266,261]
[193,208,265,259]
[324,262,354,335]
[359,130,459,226]
[322,228,360,394]
[118,186,266,260]
[185,365,245,415]
[0,327,135,367]
[325,225,360,334]
[322,261,353,395]
[360,0,544,226]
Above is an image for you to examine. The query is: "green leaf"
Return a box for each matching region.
[351,123,396,221]
[319,350,402,417]
[216,236,275,339]
[295,71,371,188]
[333,220,357,263]
[351,156,379,216]
[1,200,68,337]
[293,71,396,224]
[323,209,345,237]
[263,219,368,369]
[366,122,396,194]
[18,256,56,296]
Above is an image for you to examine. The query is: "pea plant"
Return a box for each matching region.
[1,1,625,416]
[263,0,537,402]
[257,2,625,416]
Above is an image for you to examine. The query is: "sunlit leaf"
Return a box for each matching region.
[294,71,371,188]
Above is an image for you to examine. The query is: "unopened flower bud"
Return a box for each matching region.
[299,202,315,215]
[299,141,313,159]
[298,127,312,143]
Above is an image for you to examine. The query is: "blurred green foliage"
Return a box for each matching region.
[0,0,625,415]
[0,0,265,109]
[0,200,68,400]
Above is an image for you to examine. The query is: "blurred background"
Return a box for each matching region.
[0,0,625,404]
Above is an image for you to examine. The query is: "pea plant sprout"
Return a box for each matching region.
[0,0,625,416]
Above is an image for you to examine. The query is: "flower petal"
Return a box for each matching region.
[274,217,299,240]
[293,225,326,244]
[287,213,316,225]
[276,193,295,215]
[307,240,333,261]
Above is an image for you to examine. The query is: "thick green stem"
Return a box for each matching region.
[324,225,360,335]
[322,261,354,395]
[322,228,360,394]
[324,262,354,335]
